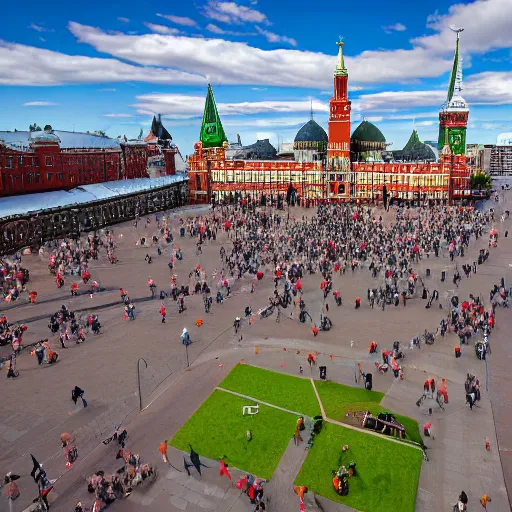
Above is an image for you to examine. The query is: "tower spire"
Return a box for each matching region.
[335,37,348,76]
[200,83,227,148]
[446,28,464,102]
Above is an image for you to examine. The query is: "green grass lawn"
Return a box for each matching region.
[170,389,296,479]
[219,364,321,417]
[295,422,422,512]
[315,380,422,444]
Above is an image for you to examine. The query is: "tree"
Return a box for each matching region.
[92,130,107,137]
[29,123,41,132]
[44,124,53,132]
[470,172,492,190]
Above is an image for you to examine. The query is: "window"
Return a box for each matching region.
[18,156,24,167]
[195,174,202,191]
[6,156,13,169]
[27,173,33,185]
[35,173,40,184]
[57,173,64,181]
[47,172,53,181]
[45,156,53,166]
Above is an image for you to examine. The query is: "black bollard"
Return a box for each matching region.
[441,271,446,282]
[319,366,327,380]
[505,231,508,238]
[426,268,431,277]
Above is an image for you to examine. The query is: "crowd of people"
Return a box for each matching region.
[1,193,506,511]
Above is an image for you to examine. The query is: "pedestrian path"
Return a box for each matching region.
[310,378,425,454]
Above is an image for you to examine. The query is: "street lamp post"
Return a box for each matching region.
[137,358,147,411]
[185,341,190,368]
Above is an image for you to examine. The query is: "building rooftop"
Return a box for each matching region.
[351,120,386,144]
[0,175,187,220]
[0,130,121,149]
[294,119,328,144]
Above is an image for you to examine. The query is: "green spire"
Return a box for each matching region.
[200,84,227,148]
[446,34,460,103]
[335,39,348,76]
[403,129,421,151]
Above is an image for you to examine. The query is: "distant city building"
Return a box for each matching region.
[482,145,494,174]
[466,144,484,174]
[490,145,512,178]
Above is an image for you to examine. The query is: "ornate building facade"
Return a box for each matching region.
[0,116,184,197]
[188,34,471,204]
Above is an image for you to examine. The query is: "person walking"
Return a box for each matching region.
[158,440,169,465]
[160,304,166,323]
[480,494,491,510]
[71,386,87,408]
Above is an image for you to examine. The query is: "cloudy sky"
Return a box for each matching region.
[1,0,511,155]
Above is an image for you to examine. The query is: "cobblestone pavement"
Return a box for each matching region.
[1,198,512,512]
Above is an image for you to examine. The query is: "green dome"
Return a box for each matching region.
[351,120,386,144]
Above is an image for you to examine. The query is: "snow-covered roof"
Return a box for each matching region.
[0,175,187,220]
[0,130,121,149]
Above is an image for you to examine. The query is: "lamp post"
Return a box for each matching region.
[137,358,147,411]
[184,340,190,368]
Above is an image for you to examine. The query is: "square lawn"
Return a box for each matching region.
[219,364,321,418]
[295,422,422,512]
[170,389,296,479]
[315,380,422,444]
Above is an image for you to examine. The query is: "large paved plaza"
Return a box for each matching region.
[1,195,512,512]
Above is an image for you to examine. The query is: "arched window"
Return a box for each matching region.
[338,183,345,195]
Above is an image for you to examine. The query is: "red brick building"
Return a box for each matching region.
[0,116,183,197]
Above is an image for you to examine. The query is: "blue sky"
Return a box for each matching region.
[1,0,511,156]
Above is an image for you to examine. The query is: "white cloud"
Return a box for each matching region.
[255,27,296,47]
[39,37,46,43]
[413,0,512,54]
[387,112,439,120]
[382,23,406,34]
[99,88,116,92]
[144,23,180,35]
[118,17,130,23]
[132,93,329,118]
[320,86,363,94]
[156,14,198,28]
[205,23,255,36]
[23,101,57,106]
[202,1,269,25]
[355,71,512,111]
[365,116,384,123]
[67,22,454,87]
[223,117,308,128]
[252,87,267,91]
[28,24,54,33]
[0,40,205,86]
[103,113,134,117]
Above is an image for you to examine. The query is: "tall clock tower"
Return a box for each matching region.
[327,40,351,197]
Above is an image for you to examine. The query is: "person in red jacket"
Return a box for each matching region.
[160,304,166,323]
